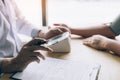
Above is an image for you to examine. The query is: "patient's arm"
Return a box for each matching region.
[105,39,120,55]
[70,24,115,38]
[83,35,120,55]
[54,24,116,38]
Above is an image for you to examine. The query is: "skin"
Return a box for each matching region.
[54,24,120,56]
[83,35,120,54]
[1,39,52,73]
[1,27,70,73]
[38,27,71,39]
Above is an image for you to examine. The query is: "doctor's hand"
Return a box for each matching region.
[13,39,52,71]
[1,39,52,73]
[39,27,70,39]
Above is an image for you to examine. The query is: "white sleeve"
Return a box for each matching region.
[11,0,41,37]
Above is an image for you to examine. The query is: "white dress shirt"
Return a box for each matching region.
[0,0,40,58]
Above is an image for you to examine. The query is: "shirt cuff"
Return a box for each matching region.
[31,28,41,38]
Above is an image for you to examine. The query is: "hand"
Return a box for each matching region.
[54,23,71,31]
[44,27,71,39]
[54,23,70,29]
[83,35,110,50]
[10,39,52,72]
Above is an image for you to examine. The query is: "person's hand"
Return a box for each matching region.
[83,35,110,50]
[53,24,70,29]
[53,23,71,31]
[43,27,71,39]
[11,39,52,72]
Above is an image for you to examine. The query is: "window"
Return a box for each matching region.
[16,0,120,28]
[47,0,120,27]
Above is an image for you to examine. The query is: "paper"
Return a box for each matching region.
[11,57,101,80]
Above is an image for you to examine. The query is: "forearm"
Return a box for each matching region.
[1,58,23,73]
[70,24,115,38]
[105,39,120,55]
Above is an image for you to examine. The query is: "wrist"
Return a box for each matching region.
[38,30,46,39]
[1,58,24,73]
[11,57,27,72]
[70,28,76,34]
[1,58,13,73]
[103,39,113,50]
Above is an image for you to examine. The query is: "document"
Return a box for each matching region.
[11,57,101,80]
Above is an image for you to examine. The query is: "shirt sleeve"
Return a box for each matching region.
[11,0,41,38]
[109,15,120,36]
[0,58,3,76]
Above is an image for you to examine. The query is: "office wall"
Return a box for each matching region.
[15,0,42,28]
[47,0,120,27]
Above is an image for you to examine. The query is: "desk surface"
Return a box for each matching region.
[1,37,120,80]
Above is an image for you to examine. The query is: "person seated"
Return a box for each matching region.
[0,0,70,75]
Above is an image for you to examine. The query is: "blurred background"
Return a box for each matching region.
[16,0,120,28]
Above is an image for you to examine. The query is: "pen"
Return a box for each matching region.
[32,38,47,46]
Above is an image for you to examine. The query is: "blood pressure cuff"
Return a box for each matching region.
[0,58,3,76]
[109,15,120,36]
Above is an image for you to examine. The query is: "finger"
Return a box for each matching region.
[25,38,47,46]
[56,27,69,33]
[30,56,40,63]
[57,28,63,33]
[57,27,71,33]
[37,46,53,52]
[54,24,68,27]
[83,38,92,45]
[32,52,45,60]
[24,46,53,52]
[50,28,64,34]
[60,27,69,32]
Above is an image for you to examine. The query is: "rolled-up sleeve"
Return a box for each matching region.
[109,15,120,36]
[11,0,41,38]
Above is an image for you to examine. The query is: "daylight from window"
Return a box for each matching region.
[47,0,120,27]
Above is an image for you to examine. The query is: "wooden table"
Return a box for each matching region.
[1,37,120,80]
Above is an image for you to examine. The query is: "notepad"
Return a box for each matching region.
[11,57,101,80]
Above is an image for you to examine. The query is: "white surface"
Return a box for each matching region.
[47,32,71,53]
[47,1,120,27]
[12,57,101,80]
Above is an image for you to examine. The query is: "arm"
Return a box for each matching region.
[0,39,52,73]
[83,35,120,55]
[105,39,120,55]
[70,15,120,38]
[54,23,116,38]
[70,24,115,38]
[0,58,20,73]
